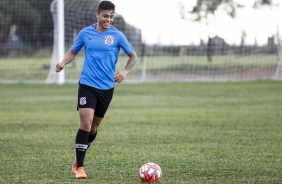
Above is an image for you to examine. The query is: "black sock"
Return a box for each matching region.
[75,129,89,168]
[87,131,97,149]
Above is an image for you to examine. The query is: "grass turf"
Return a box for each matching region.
[0,54,277,81]
[0,81,282,183]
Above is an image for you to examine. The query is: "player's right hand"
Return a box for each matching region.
[55,63,64,72]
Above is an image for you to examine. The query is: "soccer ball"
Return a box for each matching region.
[139,162,162,183]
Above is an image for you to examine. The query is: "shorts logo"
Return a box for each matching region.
[105,35,114,45]
[79,97,87,105]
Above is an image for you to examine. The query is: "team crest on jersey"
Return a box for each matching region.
[79,97,86,105]
[105,35,114,45]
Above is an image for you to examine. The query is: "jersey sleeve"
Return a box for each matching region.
[71,29,85,52]
[119,32,134,55]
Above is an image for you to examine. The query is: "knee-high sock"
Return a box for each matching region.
[87,131,97,149]
[75,129,89,168]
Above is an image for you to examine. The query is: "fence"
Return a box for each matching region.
[0,0,281,84]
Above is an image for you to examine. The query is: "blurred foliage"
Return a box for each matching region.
[0,0,54,47]
[0,0,141,57]
[180,0,273,21]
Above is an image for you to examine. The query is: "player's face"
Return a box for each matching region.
[96,10,115,32]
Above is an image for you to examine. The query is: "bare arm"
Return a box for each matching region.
[114,51,137,83]
[55,49,78,72]
[124,51,137,71]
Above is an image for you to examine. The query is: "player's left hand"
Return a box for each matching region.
[55,63,65,73]
[114,69,128,83]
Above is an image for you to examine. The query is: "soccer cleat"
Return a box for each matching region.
[72,157,77,174]
[76,167,87,179]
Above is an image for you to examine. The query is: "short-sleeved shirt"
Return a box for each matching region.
[72,24,134,90]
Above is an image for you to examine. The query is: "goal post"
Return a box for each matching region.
[275,26,282,79]
[43,0,281,84]
[45,0,65,84]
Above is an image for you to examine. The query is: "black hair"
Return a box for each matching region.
[97,1,115,13]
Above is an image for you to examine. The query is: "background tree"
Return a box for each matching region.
[0,0,53,48]
[177,0,277,61]
[179,0,274,21]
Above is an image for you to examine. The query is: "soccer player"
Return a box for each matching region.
[55,1,137,179]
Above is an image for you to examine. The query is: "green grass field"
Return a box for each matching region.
[0,54,277,82]
[1,81,282,183]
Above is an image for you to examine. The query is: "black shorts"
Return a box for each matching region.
[77,83,114,118]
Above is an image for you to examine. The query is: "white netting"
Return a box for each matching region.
[0,0,281,83]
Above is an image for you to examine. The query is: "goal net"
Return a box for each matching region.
[0,0,281,83]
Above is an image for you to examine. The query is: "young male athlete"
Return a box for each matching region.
[55,1,137,179]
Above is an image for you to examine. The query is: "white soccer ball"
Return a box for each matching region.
[139,162,162,183]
